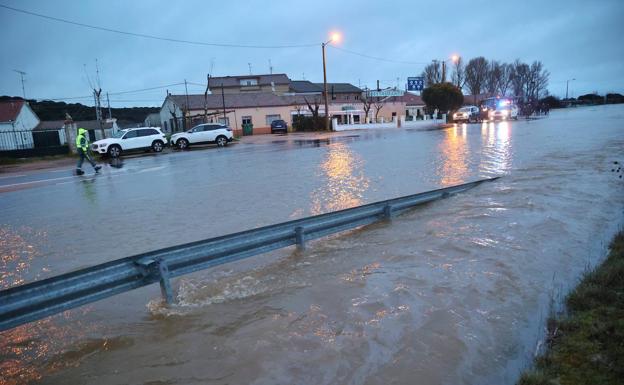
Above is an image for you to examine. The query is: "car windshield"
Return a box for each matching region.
[458,107,471,112]
[112,130,126,138]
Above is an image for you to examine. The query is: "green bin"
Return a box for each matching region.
[243,123,253,136]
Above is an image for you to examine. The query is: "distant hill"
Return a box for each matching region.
[0,96,159,124]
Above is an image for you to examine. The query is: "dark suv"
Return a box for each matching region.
[270,119,288,134]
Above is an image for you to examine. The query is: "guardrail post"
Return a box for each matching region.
[136,258,175,305]
[295,226,306,250]
[383,204,394,220]
[157,260,174,305]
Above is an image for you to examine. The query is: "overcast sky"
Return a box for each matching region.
[1,0,623,107]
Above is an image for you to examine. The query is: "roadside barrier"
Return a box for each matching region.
[0,177,499,331]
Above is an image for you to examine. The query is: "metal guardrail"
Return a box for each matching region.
[0,177,498,331]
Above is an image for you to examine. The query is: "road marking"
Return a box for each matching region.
[0,175,75,189]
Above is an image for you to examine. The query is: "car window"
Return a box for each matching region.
[123,130,138,139]
[194,125,208,132]
[147,129,159,136]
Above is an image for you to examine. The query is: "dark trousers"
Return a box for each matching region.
[77,150,96,169]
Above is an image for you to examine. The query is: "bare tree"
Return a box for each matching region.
[498,63,514,96]
[511,59,531,100]
[528,61,549,101]
[486,60,502,95]
[422,61,442,87]
[360,91,373,123]
[168,106,179,132]
[451,57,466,90]
[373,98,385,122]
[465,57,489,104]
[304,96,322,129]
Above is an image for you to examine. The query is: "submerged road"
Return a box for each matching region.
[1,105,623,384]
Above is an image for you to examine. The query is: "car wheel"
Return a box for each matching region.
[216,135,228,147]
[152,140,164,152]
[177,138,189,150]
[108,145,122,158]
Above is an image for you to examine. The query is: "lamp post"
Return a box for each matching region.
[322,32,340,131]
[436,55,459,83]
[565,78,576,100]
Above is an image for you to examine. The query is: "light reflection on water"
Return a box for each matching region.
[0,226,100,384]
[480,121,512,174]
[438,125,470,187]
[310,142,370,215]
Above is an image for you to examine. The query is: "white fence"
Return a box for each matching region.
[332,116,446,132]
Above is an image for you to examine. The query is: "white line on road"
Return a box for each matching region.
[0,174,26,179]
[0,175,75,189]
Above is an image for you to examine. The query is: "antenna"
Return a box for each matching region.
[95,58,102,89]
[210,58,215,75]
[302,72,305,80]
[248,63,252,75]
[269,59,273,75]
[13,69,26,98]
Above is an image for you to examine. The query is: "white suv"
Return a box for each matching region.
[91,127,168,158]
[170,123,233,149]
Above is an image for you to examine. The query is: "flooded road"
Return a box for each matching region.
[1,105,623,384]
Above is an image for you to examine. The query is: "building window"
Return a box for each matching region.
[265,114,281,125]
[240,79,258,86]
[242,116,252,125]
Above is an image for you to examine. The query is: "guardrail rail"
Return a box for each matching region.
[0,177,499,331]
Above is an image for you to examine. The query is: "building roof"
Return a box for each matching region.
[289,81,363,94]
[0,100,25,122]
[35,120,66,130]
[168,92,314,110]
[209,73,290,88]
[400,92,425,106]
[289,80,323,93]
[74,120,116,130]
[313,82,362,93]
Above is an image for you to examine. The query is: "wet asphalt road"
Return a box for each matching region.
[1,105,623,385]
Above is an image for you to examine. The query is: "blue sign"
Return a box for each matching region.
[407,77,424,91]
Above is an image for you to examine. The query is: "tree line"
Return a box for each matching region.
[0,96,159,124]
[422,57,550,102]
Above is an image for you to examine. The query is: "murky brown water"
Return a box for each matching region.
[1,105,623,384]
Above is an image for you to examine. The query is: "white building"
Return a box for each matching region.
[0,100,40,150]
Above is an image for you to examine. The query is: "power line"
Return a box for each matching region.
[0,4,319,49]
[328,45,429,65]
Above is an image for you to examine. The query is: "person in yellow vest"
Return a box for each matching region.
[75,128,101,175]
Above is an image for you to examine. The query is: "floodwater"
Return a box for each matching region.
[1,105,623,384]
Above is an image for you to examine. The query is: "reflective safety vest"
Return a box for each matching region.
[76,129,88,152]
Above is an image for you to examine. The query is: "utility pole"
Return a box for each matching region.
[106,92,112,119]
[248,63,252,75]
[565,78,576,100]
[269,59,273,75]
[204,74,210,123]
[221,84,226,124]
[442,61,446,83]
[184,79,189,129]
[13,70,26,99]
[322,42,330,131]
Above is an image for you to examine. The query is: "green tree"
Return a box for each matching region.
[421,82,464,118]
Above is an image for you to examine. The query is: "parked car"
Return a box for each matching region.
[452,106,479,123]
[270,119,288,134]
[479,97,519,121]
[170,123,233,149]
[91,127,167,158]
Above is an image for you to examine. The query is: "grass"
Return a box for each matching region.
[518,231,624,385]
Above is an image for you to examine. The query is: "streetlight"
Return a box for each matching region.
[437,54,460,83]
[322,32,340,131]
[565,78,576,100]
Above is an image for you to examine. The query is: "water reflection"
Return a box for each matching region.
[437,125,470,187]
[0,226,99,384]
[480,121,512,174]
[310,142,370,214]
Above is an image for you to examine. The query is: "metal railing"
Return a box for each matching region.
[0,177,498,331]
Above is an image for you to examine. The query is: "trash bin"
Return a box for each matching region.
[243,123,253,136]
